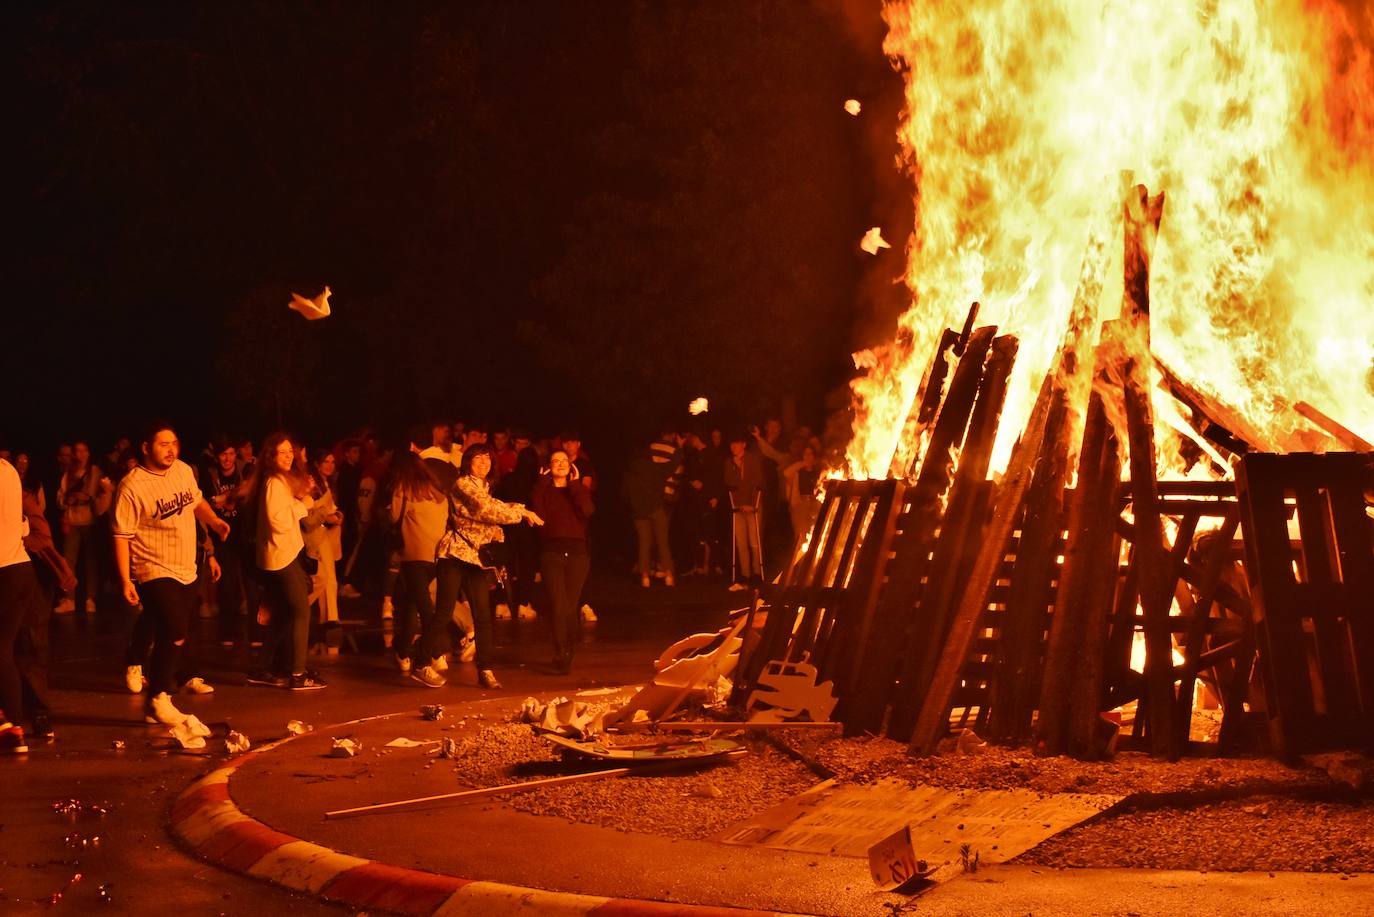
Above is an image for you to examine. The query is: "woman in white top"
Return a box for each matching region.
[303,450,344,656]
[245,433,324,691]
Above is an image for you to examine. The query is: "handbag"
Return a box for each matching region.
[454,528,510,586]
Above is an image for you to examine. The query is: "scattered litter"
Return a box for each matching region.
[439,738,459,759]
[384,738,434,748]
[521,695,602,739]
[956,728,988,755]
[692,781,724,799]
[287,720,313,736]
[170,716,210,750]
[860,227,891,255]
[224,731,251,755]
[63,832,102,850]
[420,704,445,721]
[844,98,862,116]
[110,740,126,751]
[330,737,362,758]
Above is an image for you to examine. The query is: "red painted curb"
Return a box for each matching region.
[197,820,296,872]
[322,862,469,915]
[593,901,786,917]
[171,781,229,824]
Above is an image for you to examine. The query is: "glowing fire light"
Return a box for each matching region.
[847,0,1374,479]
[688,397,710,415]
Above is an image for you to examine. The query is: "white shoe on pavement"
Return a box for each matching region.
[145,692,187,725]
[517,604,536,620]
[125,665,147,694]
[182,677,215,695]
[579,604,598,623]
[432,654,449,673]
[494,603,512,620]
[458,634,476,663]
[411,665,446,688]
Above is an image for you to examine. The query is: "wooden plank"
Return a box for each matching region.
[842,327,999,735]
[908,369,1057,755]
[885,335,1018,740]
[1037,390,1111,754]
[1293,401,1373,452]
[1236,453,1374,756]
[986,391,1072,743]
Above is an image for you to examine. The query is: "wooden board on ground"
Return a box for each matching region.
[539,732,745,763]
[713,777,1121,880]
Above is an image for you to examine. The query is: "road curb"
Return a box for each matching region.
[170,717,806,917]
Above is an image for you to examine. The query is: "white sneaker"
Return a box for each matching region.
[580,604,598,623]
[458,634,476,662]
[145,692,187,725]
[432,654,449,673]
[125,665,147,694]
[380,596,394,619]
[182,677,215,695]
[54,598,76,614]
[517,604,536,620]
[84,598,98,613]
[395,654,412,675]
[411,665,446,688]
[494,603,512,620]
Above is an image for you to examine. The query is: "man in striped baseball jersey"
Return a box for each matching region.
[113,422,230,725]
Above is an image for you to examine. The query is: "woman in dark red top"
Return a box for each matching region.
[530,449,594,674]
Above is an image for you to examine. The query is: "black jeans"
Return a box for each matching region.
[436,558,494,670]
[136,577,198,696]
[0,561,44,721]
[261,556,310,676]
[18,559,55,717]
[540,548,589,664]
[215,537,260,646]
[398,561,447,664]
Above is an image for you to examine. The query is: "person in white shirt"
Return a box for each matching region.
[111,422,229,726]
[244,432,325,691]
[1,457,42,753]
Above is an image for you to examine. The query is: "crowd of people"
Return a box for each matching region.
[0,412,825,753]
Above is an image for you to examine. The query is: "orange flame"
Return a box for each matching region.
[847,0,1374,479]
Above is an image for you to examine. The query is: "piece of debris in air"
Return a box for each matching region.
[689,397,709,415]
[844,99,862,116]
[288,285,331,320]
[860,227,890,255]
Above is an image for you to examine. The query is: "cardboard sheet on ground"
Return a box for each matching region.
[714,777,1121,878]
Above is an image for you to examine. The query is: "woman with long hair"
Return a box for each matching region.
[55,441,111,613]
[243,432,325,690]
[303,449,344,656]
[531,448,594,674]
[389,451,451,687]
[434,444,542,689]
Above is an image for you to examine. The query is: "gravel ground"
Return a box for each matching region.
[444,722,819,840]
[444,711,1374,873]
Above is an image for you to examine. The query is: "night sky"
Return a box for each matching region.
[7,0,908,462]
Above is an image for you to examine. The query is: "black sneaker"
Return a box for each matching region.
[246,669,288,688]
[32,714,55,741]
[289,673,327,691]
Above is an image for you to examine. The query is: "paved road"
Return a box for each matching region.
[1,575,742,915]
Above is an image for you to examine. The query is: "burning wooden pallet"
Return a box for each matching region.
[739,182,1374,761]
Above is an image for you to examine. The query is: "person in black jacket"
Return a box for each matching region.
[531,449,593,674]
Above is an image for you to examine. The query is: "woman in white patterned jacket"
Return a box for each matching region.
[434,444,541,689]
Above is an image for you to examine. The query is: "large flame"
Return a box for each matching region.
[848,0,1374,478]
